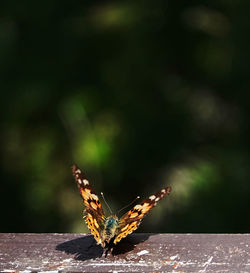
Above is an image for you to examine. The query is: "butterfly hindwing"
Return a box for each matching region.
[113,186,171,245]
[72,164,106,246]
[85,210,104,246]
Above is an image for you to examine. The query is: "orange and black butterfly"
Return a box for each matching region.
[72,164,171,248]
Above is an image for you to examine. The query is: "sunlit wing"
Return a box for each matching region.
[72,164,106,246]
[114,186,171,244]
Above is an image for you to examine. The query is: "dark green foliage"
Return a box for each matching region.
[1,1,250,233]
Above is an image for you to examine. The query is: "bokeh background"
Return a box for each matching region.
[1,1,250,234]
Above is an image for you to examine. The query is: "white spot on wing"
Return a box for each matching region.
[91,194,98,200]
[149,195,156,200]
[83,179,89,185]
[134,204,142,210]
[155,197,160,202]
[78,179,82,184]
[75,169,81,174]
[161,189,166,193]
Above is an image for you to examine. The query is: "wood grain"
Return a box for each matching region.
[0,233,249,272]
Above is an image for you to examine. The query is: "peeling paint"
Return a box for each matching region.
[170,254,180,260]
[199,256,213,272]
[1,233,250,272]
[137,250,149,256]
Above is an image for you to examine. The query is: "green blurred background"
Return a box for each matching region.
[1,1,250,234]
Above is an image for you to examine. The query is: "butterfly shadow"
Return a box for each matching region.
[56,235,103,260]
[56,233,151,261]
[110,233,151,256]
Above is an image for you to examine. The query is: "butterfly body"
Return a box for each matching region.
[103,216,119,244]
[72,164,171,248]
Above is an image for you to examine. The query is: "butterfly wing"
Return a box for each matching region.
[72,164,106,247]
[114,186,171,244]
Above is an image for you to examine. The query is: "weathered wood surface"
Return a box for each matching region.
[0,233,249,272]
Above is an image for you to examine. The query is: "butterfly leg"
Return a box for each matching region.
[103,247,112,257]
[103,242,114,257]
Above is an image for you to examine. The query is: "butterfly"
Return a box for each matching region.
[72,164,171,248]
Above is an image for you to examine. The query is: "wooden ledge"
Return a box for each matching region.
[0,233,249,272]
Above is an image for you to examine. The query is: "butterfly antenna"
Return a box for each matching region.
[101,192,113,214]
[117,196,140,215]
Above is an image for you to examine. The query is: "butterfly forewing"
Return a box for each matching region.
[113,186,171,245]
[72,164,106,246]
